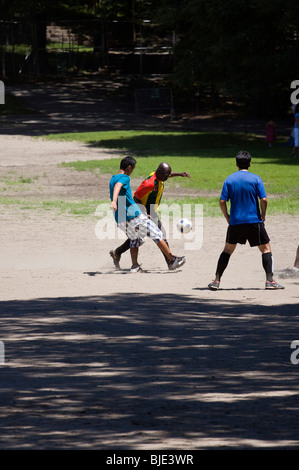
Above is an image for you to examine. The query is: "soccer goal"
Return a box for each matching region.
[134,87,174,119]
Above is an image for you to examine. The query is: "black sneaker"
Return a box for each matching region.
[109,249,121,269]
[168,256,186,270]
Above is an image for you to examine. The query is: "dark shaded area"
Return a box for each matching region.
[0,79,168,136]
[0,79,294,138]
[1,3,298,119]
[85,133,299,167]
[0,293,299,449]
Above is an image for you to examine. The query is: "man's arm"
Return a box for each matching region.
[260,197,267,222]
[220,199,230,224]
[169,171,191,178]
[110,182,123,211]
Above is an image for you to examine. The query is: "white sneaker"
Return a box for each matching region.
[130,264,142,273]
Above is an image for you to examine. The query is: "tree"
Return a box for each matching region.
[0,0,99,76]
[155,0,299,116]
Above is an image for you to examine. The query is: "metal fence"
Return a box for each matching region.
[134,87,174,118]
[0,19,175,80]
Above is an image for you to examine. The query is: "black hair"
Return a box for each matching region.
[120,156,137,170]
[236,150,251,169]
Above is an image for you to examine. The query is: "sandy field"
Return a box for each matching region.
[0,134,299,450]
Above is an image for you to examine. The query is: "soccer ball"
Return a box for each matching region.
[176,218,192,234]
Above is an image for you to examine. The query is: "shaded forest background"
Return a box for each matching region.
[1,0,299,117]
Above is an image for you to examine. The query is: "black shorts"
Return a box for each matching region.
[226,222,270,247]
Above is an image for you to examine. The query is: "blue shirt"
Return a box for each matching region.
[109,173,141,224]
[295,112,299,129]
[220,170,267,225]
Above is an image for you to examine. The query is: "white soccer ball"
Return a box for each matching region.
[176,218,192,234]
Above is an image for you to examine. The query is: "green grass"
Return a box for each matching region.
[43,130,299,216]
[46,42,94,52]
[0,174,38,193]
[0,197,106,217]
[0,44,31,55]
[1,130,296,217]
[41,199,103,216]
[0,93,36,115]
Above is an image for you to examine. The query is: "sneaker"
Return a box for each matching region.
[130,264,142,273]
[208,280,220,291]
[168,256,186,271]
[109,249,121,269]
[265,280,285,290]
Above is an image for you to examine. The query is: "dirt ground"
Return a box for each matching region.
[0,83,299,450]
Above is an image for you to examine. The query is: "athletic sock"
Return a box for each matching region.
[215,252,231,281]
[116,238,131,256]
[163,239,171,264]
[262,252,274,282]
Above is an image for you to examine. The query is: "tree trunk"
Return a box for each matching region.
[32,15,47,77]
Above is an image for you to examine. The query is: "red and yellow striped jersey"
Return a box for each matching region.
[134,172,164,214]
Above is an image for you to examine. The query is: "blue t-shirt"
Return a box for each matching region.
[220,170,267,225]
[295,112,299,129]
[109,173,141,224]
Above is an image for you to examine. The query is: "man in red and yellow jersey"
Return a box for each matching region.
[134,167,167,217]
[109,162,190,269]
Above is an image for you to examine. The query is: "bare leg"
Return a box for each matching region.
[294,245,299,268]
[130,247,139,266]
[223,242,237,256]
[258,242,271,255]
[157,239,174,261]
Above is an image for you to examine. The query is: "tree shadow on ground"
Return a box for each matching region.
[0,293,298,449]
[1,80,294,139]
[85,133,298,167]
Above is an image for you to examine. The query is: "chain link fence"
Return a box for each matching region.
[0,19,175,80]
[135,87,174,118]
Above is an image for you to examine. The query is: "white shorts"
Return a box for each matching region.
[118,213,163,248]
[294,127,299,147]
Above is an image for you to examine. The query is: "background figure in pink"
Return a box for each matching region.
[265,119,276,147]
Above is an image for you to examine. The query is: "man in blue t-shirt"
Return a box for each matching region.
[109,164,141,225]
[291,103,299,158]
[109,156,186,272]
[208,151,284,290]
